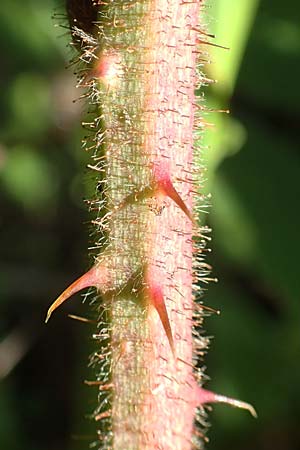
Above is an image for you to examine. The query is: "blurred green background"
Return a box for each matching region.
[0,0,299,449]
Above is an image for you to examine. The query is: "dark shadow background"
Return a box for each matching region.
[0,1,299,449]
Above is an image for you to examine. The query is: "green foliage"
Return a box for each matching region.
[204,1,300,449]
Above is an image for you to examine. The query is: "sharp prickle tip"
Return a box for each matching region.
[147,281,175,357]
[195,387,257,418]
[162,180,195,225]
[213,394,258,418]
[45,267,98,323]
[153,165,195,224]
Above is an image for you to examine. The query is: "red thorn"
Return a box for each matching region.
[195,387,257,418]
[153,164,195,224]
[45,266,99,323]
[160,178,194,224]
[147,282,175,357]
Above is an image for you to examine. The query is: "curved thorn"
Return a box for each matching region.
[45,266,98,323]
[212,394,257,418]
[195,387,257,418]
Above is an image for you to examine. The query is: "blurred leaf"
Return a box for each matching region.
[1,144,58,212]
[7,73,51,140]
[207,0,260,95]
[203,0,260,189]
[213,116,300,314]
[211,174,258,264]
[237,0,300,112]
[0,0,66,71]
